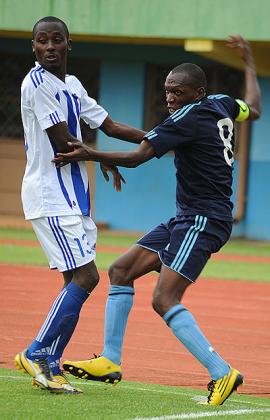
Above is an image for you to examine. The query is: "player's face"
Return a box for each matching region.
[165,72,205,114]
[32,21,71,76]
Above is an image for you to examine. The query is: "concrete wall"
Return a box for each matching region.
[0,140,96,220]
[1,37,270,238]
[232,78,270,240]
[94,60,177,231]
[94,66,270,239]
[0,139,25,216]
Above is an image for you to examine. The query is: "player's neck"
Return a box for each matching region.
[50,68,66,82]
[42,63,67,82]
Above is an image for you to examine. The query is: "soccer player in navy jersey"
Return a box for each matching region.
[56,36,261,405]
[15,16,147,394]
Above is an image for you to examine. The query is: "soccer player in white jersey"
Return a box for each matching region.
[15,16,146,394]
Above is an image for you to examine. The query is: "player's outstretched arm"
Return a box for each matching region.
[100,116,146,144]
[48,123,126,192]
[53,139,155,168]
[227,35,261,120]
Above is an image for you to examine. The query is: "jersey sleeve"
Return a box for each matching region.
[80,86,108,129]
[144,107,197,158]
[218,95,250,122]
[32,81,66,130]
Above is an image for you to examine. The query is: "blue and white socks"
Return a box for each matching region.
[102,285,134,365]
[163,304,229,380]
[27,282,89,374]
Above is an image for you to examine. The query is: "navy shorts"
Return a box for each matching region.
[137,215,232,282]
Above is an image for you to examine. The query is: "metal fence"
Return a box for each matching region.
[0,52,100,140]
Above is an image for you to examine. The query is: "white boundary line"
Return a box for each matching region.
[130,408,270,420]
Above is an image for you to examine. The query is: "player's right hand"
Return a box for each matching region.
[52,141,92,167]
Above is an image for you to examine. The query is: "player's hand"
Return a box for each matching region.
[100,163,126,192]
[226,35,253,64]
[52,141,92,167]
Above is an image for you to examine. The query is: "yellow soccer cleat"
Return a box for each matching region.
[206,367,244,405]
[15,351,64,394]
[53,371,83,394]
[63,355,122,385]
[31,371,83,394]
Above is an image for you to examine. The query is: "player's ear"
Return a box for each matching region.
[197,87,206,99]
[31,40,35,53]
[67,39,72,52]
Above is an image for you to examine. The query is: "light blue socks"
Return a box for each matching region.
[102,285,135,365]
[163,304,229,380]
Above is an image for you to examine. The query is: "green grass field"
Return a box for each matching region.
[1,227,270,419]
[1,368,270,420]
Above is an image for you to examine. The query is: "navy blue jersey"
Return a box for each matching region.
[144,95,241,221]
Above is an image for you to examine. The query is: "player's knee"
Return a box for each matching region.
[73,265,100,293]
[91,269,100,288]
[83,270,99,293]
[108,262,129,285]
[152,293,165,317]
[152,288,172,317]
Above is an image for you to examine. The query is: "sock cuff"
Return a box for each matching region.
[66,282,89,304]
[163,304,186,326]
[109,285,135,296]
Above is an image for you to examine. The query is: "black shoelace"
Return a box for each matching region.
[38,359,53,380]
[207,380,216,401]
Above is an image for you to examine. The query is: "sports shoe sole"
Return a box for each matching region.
[63,363,122,385]
[31,378,64,394]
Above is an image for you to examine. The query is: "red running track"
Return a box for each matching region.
[1,264,270,397]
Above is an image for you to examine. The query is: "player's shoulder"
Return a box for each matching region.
[206,93,236,108]
[170,101,202,123]
[22,64,46,91]
[207,94,232,101]
[65,74,84,92]
[206,94,239,113]
[22,64,56,99]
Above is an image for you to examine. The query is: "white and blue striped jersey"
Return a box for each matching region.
[144,95,247,221]
[21,62,108,220]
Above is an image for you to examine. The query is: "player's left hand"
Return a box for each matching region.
[100,163,126,192]
[226,35,253,63]
[52,141,92,167]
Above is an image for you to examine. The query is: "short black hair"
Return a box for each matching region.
[32,16,69,38]
[171,63,207,89]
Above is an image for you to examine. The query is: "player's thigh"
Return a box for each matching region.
[136,219,173,254]
[109,219,175,284]
[159,216,232,283]
[31,215,97,273]
[153,265,191,314]
[109,245,161,285]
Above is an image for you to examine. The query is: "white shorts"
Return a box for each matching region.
[31,215,97,272]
